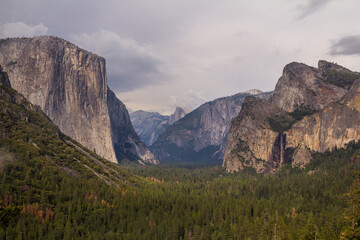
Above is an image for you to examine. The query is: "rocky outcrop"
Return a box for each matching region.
[0,36,157,164]
[168,106,191,125]
[130,106,191,146]
[224,61,360,173]
[151,90,271,164]
[0,65,142,186]
[286,78,360,167]
[269,61,358,112]
[244,89,263,95]
[223,97,293,172]
[130,110,170,146]
[107,88,158,164]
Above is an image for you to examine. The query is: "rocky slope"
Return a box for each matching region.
[130,111,169,147]
[269,61,358,112]
[0,65,139,185]
[151,90,271,164]
[130,106,191,146]
[0,36,157,164]
[223,97,292,172]
[224,60,360,172]
[287,78,360,168]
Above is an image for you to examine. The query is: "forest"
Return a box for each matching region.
[1,139,360,239]
[1,78,360,239]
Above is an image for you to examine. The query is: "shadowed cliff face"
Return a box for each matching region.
[0,36,157,164]
[107,88,158,164]
[0,66,10,87]
[129,106,190,147]
[224,61,360,173]
[223,97,290,172]
[130,111,170,147]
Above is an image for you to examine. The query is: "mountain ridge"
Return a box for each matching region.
[151,90,272,164]
[130,106,191,146]
[224,60,360,172]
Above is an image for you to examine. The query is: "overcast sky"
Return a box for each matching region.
[1,0,360,114]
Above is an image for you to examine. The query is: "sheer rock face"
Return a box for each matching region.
[287,79,360,166]
[269,61,358,112]
[223,97,290,173]
[107,89,158,164]
[224,61,360,173]
[130,110,170,146]
[168,106,191,125]
[151,90,271,163]
[130,106,191,147]
[0,36,157,164]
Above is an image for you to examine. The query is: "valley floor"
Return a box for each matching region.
[1,141,360,239]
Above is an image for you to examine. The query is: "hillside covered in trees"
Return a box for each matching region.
[0,66,360,239]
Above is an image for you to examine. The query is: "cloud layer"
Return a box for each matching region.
[70,30,166,92]
[330,35,360,56]
[0,22,48,38]
[0,0,360,113]
[295,0,334,19]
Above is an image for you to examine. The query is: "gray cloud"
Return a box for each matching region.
[1,0,360,113]
[70,30,166,92]
[0,22,48,38]
[0,0,203,44]
[296,0,334,19]
[170,90,206,110]
[330,35,360,56]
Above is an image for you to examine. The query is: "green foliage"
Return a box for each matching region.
[1,74,359,239]
[0,204,21,227]
[2,136,359,239]
[322,69,359,89]
[152,141,222,165]
[231,139,250,153]
[267,115,295,133]
[268,106,316,133]
[341,170,360,239]
[289,106,316,121]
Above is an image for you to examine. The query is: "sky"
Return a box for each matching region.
[0,0,360,114]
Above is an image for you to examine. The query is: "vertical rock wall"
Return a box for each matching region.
[0,36,157,164]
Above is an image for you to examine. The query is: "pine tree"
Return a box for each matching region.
[341,171,360,239]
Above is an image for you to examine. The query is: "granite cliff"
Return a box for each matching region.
[0,64,139,185]
[130,110,169,147]
[287,78,360,168]
[269,61,358,112]
[168,106,191,125]
[130,106,190,146]
[151,90,271,164]
[0,36,157,164]
[224,61,360,172]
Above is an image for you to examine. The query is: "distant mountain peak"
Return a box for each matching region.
[150,91,272,164]
[243,89,263,95]
[168,106,192,125]
[130,106,192,146]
